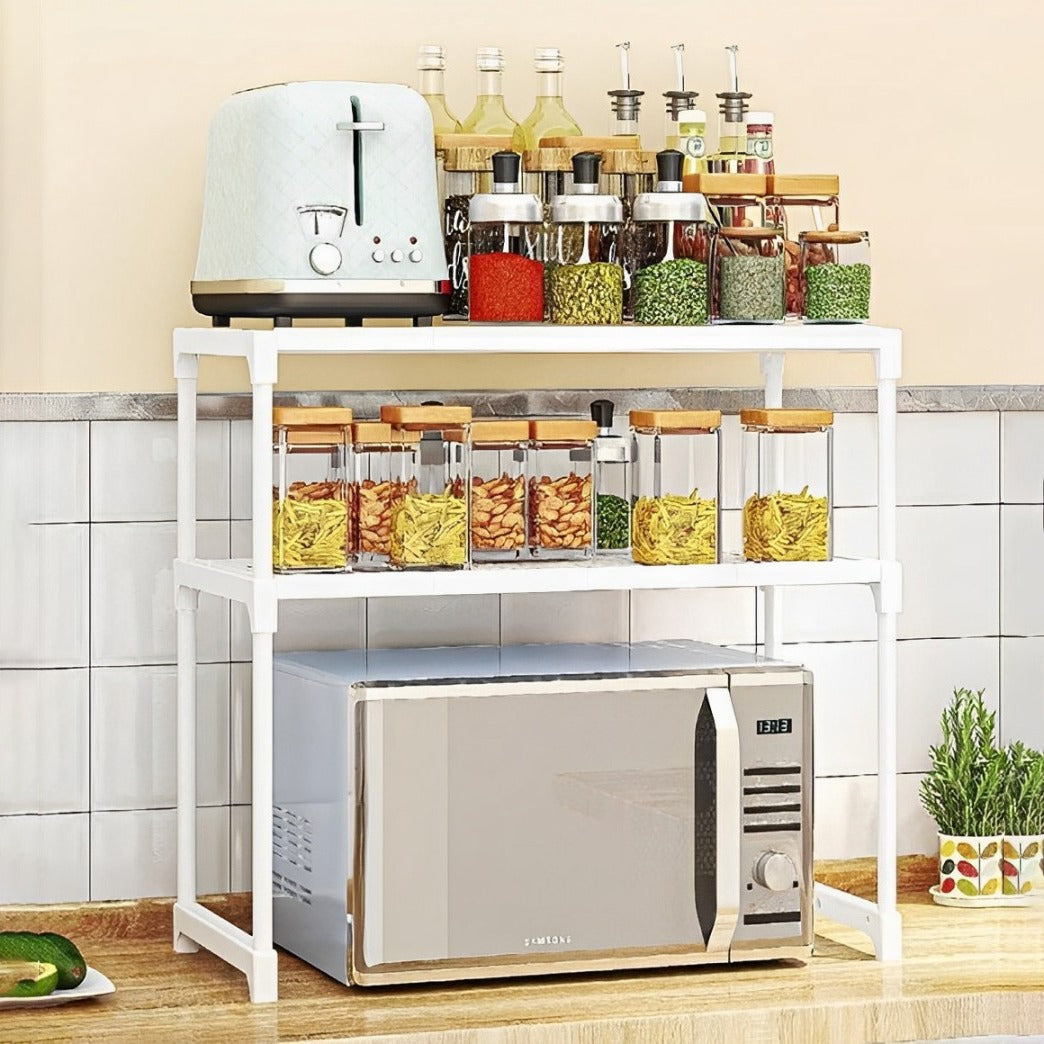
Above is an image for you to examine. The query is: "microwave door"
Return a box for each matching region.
[352,674,736,982]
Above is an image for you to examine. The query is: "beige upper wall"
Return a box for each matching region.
[0,0,1040,393]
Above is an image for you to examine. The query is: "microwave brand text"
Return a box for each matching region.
[524,934,572,947]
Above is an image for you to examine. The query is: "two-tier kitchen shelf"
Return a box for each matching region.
[172,322,903,1002]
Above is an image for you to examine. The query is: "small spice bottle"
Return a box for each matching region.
[741,408,833,562]
[743,111,775,176]
[467,151,545,322]
[548,152,624,325]
[528,419,596,559]
[351,421,417,571]
[714,227,785,323]
[272,407,353,573]
[381,405,473,569]
[630,410,721,566]
[630,150,715,326]
[470,420,529,562]
[799,230,870,323]
[590,399,632,555]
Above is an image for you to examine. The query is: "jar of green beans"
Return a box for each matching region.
[799,230,870,323]
[713,226,785,323]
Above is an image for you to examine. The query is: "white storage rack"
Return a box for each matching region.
[173,323,903,1002]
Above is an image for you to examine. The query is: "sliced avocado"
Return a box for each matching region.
[0,960,59,998]
[0,932,86,990]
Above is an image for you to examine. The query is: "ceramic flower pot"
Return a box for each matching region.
[1001,835,1044,896]
[938,834,1003,896]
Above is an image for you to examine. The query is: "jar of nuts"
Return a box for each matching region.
[351,421,418,571]
[470,419,529,562]
[799,230,870,323]
[741,408,834,563]
[381,405,473,570]
[272,406,353,573]
[630,410,721,566]
[528,419,596,559]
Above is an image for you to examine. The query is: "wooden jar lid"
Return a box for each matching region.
[272,406,352,428]
[767,174,840,196]
[529,419,598,441]
[629,409,722,432]
[380,405,473,429]
[740,408,834,431]
[470,419,530,443]
[800,230,866,245]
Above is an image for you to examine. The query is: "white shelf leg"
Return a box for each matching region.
[760,352,785,659]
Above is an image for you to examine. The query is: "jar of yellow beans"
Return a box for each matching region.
[629,410,721,566]
[740,408,833,562]
[272,406,354,573]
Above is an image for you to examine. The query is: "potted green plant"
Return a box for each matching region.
[919,688,1004,896]
[1000,741,1044,895]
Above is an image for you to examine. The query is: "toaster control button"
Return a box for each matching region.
[371,249,385,263]
[390,249,404,263]
[409,249,423,262]
[753,851,796,892]
[309,242,342,276]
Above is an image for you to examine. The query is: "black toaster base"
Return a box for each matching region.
[193,291,449,325]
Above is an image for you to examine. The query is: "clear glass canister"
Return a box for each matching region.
[528,419,596,558]
[381,405,472,569]
[630,150,715,325]
[800,230,870,323]
[352,421,417,571]
[467,151,545,322]
[548,152,624,324]
[741,409,833,562]
[630,410,721,565]
[696,172,767,233]
[590,399,631,555]
[714,227,785,323]
[272,407,353,572]
[470,419,529,561]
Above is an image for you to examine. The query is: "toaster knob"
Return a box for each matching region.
[409,248,423,262]
[390,249,404,263]
[309,242,342,276]
[371,249,385,263]
[753,851,796,892]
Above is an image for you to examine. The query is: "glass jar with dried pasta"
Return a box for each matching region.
[630,410,721,565]
[470,419,529,562]
[381,405,472,569]
[741,409,833,562]
[528,419,596,559]
[272,406,353,572]
[351,421,417,571]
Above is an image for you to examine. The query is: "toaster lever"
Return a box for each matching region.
[336,121,385,132]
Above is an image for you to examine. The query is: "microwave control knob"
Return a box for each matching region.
[309,242,342,276]
[753,851,796,891]
[390,248,404,263]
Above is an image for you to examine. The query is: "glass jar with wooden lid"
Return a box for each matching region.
[630,410,721,565]
[381,405,472,569]
[741,408,833,562]
[528,419,596,559]
[470,419,529,562]
[799,230,870,323]
[713,227,785,323]
[272,407,353,573]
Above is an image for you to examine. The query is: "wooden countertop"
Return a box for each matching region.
[1,858,1042,1043]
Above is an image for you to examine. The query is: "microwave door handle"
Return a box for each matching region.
[702,686,742,955]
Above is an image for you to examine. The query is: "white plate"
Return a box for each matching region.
[929,883,1042,909]
[0,967,115,1009]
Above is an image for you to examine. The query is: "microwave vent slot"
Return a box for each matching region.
[274,804,313,873]
[741,765,802,835]
[273,869,313,906]
[742,911,802,925]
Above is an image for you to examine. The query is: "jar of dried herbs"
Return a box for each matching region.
[382,404,472,569]
[741,408,833,562]
[630,410,721,566]
[272,406,353,572]
[713,226,785,323]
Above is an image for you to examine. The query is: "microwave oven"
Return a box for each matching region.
[272,641,813,986]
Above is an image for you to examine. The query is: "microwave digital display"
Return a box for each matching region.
[756,717,793,735]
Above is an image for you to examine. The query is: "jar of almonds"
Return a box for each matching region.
[470,419,529,562]
[528,419,596,559]
[351,421,417,571]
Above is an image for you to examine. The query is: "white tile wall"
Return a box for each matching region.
[833,413,877,508]
[0,813,90,903]
[897,413,999,506]
[91,521,230,665]
[231,804,250,892]
[1000,638,1044,749]
[631,589,756,647]
[91,420,230,522]
[0,421,89,524]
[0,670,89,814]
[1001,505,1044,637]
[1001,413,1044,504]
[91,664,229,810]
[230,419,252,521]
[501,592,628,645]
[367,594,500,648]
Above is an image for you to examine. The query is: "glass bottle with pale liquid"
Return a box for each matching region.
[417,44,461,135]
[461,47,519,135]
[512,48,582,151]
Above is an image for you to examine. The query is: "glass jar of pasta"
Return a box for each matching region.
[528,419,596,559]
[351,421,417,571]
[272,407,353,572]
[381,405,472,569]
[630,410,720,565]
[470,419,529,562]
[741,408,833,562]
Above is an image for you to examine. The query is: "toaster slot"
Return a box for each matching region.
[350,96,364,226]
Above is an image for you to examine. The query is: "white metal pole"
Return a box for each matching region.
[251,630,274,956]
[760,352,785,659]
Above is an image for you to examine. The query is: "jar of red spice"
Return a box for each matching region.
[467,151,545,322]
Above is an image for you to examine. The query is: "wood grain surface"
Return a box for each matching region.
[0,858,1041,1043]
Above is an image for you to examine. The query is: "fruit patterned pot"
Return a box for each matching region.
[938,834,1003,897]
[1000,835,1044,896]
